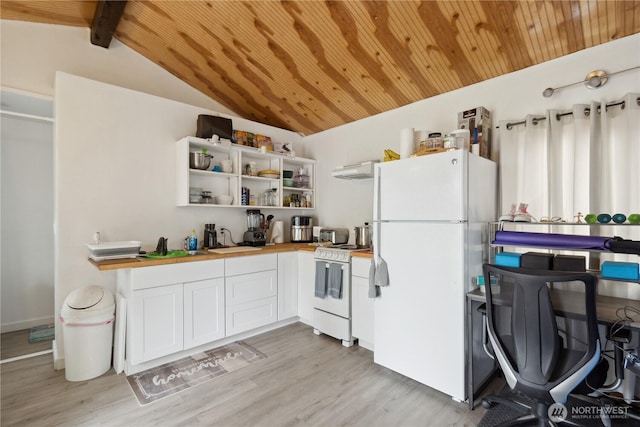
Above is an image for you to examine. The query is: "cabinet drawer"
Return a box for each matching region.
[225,270,277,306]
[352,257,372,278]
[225,253,277,276]
[130,260,224,290]
[226,296,277,336]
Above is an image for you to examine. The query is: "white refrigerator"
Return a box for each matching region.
[373,150,496,402]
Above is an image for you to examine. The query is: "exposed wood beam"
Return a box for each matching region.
[90,0,127,48]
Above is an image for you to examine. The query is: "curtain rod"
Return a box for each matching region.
[497,96,639,130]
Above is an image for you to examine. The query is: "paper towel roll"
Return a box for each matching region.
[271,220,284,244]
[400,127,415,159]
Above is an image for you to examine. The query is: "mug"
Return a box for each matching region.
[221,159,233,173]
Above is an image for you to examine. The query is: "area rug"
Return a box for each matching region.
[28,325,54,343]
[126,341,266,406]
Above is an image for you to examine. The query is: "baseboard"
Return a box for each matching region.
[357,339,374,352]
[1,316,55,334]
[298,316,313,327]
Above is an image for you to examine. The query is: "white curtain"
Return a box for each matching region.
[498,93,640,299]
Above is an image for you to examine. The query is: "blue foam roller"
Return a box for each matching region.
[601,261,639,281]
[495,252,521,268]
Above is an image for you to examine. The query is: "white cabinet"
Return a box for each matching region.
[352,257,375,350]
[297,251,316,324]
[177,136,315,209]
[277,252,298,320]
[130,284,184,364]
[116,251,306,372]
[118,259,225,365]
[225,254,278,335]
[184,278,225,349]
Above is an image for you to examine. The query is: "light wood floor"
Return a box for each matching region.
[1,322,492,426]
[1,329,53,361]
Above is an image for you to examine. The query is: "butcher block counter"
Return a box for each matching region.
[90,243,373,271]
[90,242,317,271]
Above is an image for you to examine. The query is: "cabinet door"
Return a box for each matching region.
[352,276,375,349]
[184,278,225,349]
[278,252,298,320]
[297,251,316,323]
[130,284,183,364]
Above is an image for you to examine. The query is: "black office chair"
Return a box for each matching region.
[480,264,602,426]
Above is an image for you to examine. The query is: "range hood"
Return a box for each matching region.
[332,160,379,180]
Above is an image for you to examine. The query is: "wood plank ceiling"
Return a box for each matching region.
[2,1,639,135]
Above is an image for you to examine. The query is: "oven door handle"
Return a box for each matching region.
[319,262,346,270]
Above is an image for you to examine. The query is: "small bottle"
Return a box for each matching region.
[188,230,198,251]
[241,187,250,205]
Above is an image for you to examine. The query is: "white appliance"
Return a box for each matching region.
[372,150,496,402]
[313,246,355,347]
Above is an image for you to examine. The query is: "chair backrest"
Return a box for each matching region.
[482,264,600,404]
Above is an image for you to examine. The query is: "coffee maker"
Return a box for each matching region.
[243,209,266,246]
[203,224,217,249]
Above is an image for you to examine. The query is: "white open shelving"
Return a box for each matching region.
[176,136,315,210]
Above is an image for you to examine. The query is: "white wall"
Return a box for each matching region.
[0,20,306,359]
[305,34,640,235]
[54,72,303,364]
[0,20,235,116]
[0,19,241,334]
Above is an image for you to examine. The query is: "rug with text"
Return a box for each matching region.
[126,341,266,406]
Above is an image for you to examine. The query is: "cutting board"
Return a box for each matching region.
[208,246,263,254]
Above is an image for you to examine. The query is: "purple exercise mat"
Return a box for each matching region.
[493,231,612,250]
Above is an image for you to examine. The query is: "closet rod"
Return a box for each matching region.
[498,97,639,129]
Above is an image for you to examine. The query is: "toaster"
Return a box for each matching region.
[319,228,349,245]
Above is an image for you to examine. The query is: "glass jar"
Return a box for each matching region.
[293,167,309,188]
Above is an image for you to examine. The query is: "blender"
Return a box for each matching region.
[243,209,266,246]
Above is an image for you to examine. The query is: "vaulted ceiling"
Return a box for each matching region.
[2,1,639,135]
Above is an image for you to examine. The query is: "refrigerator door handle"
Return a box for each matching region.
[373,167,382,261]
[373,166,381,222]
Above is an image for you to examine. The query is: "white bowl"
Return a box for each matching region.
[215,195,233,205]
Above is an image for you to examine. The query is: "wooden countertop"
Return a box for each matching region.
[90,243,317,271]
[351,249,373,259]
[90,243,374,271]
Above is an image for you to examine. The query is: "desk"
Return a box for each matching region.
[466,288,640,409]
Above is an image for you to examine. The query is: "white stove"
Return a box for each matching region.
[312,246,359,346]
